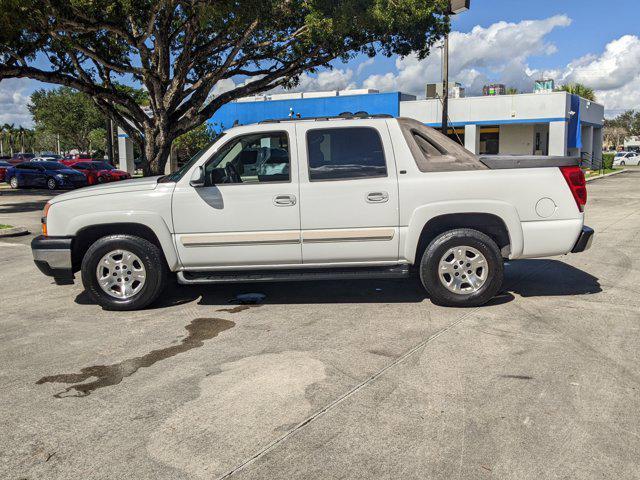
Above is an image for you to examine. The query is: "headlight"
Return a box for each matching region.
[55,173,67,179]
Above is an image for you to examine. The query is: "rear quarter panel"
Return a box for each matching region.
[387,120,583,260]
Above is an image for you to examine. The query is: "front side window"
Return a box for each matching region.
[204,132,290,185]
[306,127,386,181]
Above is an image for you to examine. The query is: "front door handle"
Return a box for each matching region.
[366,191,389,203]
[274,194,297,206]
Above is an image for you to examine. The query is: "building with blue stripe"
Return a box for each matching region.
[208,89,604,165]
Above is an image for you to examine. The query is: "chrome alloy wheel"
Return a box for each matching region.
[96,249,146,299]
[438,246,489,294]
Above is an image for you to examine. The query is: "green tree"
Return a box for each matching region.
[0,0,450,175]
[557,83,596,102]
[172,123,217,163]
[506,87,519,95]
[29,87,105,153]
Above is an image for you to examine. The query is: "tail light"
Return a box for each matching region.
[560,166,587,212]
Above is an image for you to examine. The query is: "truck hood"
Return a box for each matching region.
[49,176,162,204]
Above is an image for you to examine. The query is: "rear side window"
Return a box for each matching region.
[413,132,446,159]
[306,127,387,181]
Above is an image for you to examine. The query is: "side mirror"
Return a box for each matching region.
[189,166,205,187]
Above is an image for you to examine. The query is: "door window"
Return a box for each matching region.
[306,127,387,181]
[204,132,290,185]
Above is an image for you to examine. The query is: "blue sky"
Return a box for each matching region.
[2,0,640,126]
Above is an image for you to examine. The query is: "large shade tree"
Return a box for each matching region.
[29,87,106,153]
[0,0,450,175]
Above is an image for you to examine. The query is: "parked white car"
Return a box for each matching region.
[32,116,593,310]
[613,151,640,166]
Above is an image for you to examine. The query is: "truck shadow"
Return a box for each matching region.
[74,259,601,309]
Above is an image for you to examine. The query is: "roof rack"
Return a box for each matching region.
[258,112,394,124]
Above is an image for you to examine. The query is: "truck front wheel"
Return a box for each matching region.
[81,234,167,311]
[419,228,503,307]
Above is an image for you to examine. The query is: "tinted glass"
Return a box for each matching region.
[92,162,115,170]
[306,128,386,181]
[413,132,445,158]
[0,161,10,167]
[74,162,90,169]
[41,162,65,170]
[205,132,290,185]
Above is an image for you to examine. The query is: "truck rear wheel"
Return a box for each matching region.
[419,228,503,307]
[81,234,167,311]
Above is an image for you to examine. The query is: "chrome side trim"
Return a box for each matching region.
[181,231,301,247]
[180,228,396,247]
[302,228,395,243]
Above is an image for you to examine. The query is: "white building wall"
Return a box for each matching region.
[499,124,534,155]
[399,92,570,125]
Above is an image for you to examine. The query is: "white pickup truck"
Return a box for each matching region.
[31,116,593,310]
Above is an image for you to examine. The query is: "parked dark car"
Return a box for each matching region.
[9,153,35,165]
[0,160,11,182]
[68,161,131,185]
[5,161,87,190]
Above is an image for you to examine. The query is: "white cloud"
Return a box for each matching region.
[285,68,356,92]
[557,35,640,110]
[356,57,375,76]
[363,15,572,96]
[0,78,34,127]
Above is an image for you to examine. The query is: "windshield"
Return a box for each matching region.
[43,162,65,170]
[158,132,225,183]
[615,153,625,157]
[92,162,115,170]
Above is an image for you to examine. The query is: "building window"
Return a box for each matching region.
[307,127,387,181]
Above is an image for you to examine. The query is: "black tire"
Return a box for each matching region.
[9,176,19,189]
[419,228,503,307]
[81,234,167,311]
[46,177,57,190]
[620,161,626,166]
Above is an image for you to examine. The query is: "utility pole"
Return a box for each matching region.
[441,1,470,135]
[441,34,449,134]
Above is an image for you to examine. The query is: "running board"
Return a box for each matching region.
[177,265,411,285]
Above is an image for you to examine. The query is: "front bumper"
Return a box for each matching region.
[571,226,595,253]
[31,235,75,285]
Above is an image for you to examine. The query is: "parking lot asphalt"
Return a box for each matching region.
[1,171,639,480]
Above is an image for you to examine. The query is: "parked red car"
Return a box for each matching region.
[67,161,131,185]
[61,153,94,166]
[0,160,11,182]
[9,153,35,165]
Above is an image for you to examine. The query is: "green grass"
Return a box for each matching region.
[585,168,619,179]
[0,224,13,229]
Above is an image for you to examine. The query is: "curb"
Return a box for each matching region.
[586,169,627,183]
[0,226,29,237]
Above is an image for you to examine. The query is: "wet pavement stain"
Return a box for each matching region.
[499,374,534,380]
[36,318,235,398]
[216,304,262,314]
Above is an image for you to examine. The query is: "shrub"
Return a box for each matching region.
[602,153,615,170]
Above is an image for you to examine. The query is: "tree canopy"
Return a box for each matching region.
[29,87,105,153]
[0,0,450,174]
[556,83,596,102]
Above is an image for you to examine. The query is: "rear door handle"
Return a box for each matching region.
[274,194,297,206]
[366,191,389,203]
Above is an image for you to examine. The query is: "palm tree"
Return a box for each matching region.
[557,83,596,102]
[0,125,5,156]
[3,123,16,156]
